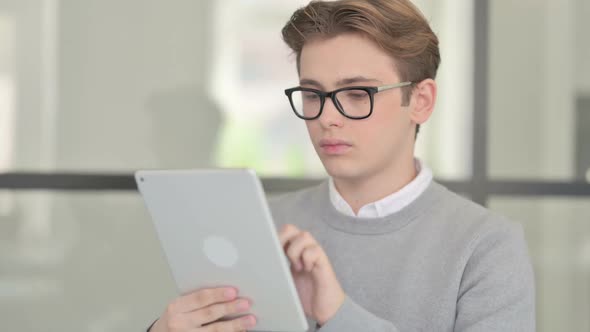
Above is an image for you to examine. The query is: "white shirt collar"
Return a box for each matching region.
[328,158,433,219]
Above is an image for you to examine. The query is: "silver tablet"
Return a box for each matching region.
[135,169,308,332]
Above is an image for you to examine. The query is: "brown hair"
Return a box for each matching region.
[281,0,441,136]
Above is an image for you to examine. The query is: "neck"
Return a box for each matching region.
[333,155,418,215]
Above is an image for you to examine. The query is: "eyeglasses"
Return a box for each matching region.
[284,81,413,120]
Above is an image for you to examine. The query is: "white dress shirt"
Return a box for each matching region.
[328,158,433,218]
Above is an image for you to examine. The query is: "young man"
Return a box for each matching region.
[148,0,535,331]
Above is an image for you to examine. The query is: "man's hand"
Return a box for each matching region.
[150,287,256,332]
[279,224,346,326]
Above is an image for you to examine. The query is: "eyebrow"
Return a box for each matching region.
[299,76,383,89]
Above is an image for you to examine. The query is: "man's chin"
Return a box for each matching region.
[322,160,362,180]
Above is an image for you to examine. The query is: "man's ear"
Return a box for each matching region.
[409,79,437,125]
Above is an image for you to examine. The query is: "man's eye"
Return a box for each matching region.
[344,91,368,99]
[303,93,320,100]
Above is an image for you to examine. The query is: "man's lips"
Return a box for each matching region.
[319,138,352,147]
[319,139,352,155]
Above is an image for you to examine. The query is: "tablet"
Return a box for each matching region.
[135,169,308,332]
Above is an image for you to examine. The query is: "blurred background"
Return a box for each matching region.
[0,0,589,331]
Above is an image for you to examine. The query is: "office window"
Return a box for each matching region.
[489,197,590,332]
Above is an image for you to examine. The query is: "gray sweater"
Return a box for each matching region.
[268,181,535,332]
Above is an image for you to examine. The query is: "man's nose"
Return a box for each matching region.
[318,96,344,128]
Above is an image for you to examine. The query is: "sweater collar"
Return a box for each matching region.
[319,180,447,235]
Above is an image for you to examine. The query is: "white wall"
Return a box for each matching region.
[489,1,589,331]
[1,1,218,331]
[489,0,577,180]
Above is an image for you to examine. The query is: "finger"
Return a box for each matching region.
[286,231,316,270]
[189,298,251,327]
[301,245,323,272]
[170,287,238,314]
[200,314,257,332]
[279,224,301,247]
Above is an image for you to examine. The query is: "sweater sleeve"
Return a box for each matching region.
[317,296,400,332]
[320,218,535,332]
[455,220,536,332]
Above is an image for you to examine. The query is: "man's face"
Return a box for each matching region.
[299,33,416,181]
